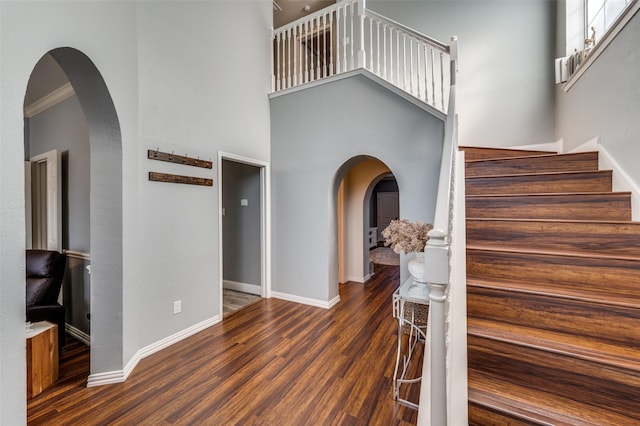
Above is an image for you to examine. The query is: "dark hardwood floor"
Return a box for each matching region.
[28,264,422,425]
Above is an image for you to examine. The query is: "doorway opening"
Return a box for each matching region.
[218,153,270,317]
[335,156,399,286]
[23,47,123,390]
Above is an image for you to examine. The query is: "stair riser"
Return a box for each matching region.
[466,220,640,258]
[461,147,553,162]
[468,402,539,426]
[468,336,640,418]
[465,172,612,196]
[467,249,640,296]
[467,287,640,346]
[466,194,631,220]
[465,152,599,178]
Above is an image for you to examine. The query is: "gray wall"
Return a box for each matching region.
[368,0,557,148]
[271,74,444,303]
[556,9,640,186]
[28,94,91,335]
[222,160,262,286]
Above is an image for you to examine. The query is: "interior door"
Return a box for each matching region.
[377,191,399,242]
[28,149,62,252]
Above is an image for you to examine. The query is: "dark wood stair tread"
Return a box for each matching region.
[466,242,640,261]
[469,373,640,426]
[465,170,612,195]
[467,319,640,373]
[466,192,632,221]
[460,146,555,161]
[466,218,640,258]
[468,277,640,309]
[465,151,599,177]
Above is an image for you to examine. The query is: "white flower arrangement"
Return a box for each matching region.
[381,219,433,254]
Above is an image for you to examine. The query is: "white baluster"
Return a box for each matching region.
[390,28,394,83]
[396,31,400,85]
[416,41,421,100]
[343,6,347,72]
[369,17,373,70]
[424,44,429,104]
[376,21,381,74]
[409,37,414,95]
[293,26,298,86]
[329,13,334,76]
[383,24,387,79]
[402,34,407,90]
[276,32,281,91]
[440,51,445,110]
[287,28,291,88]
[350,2,354,69]
[431,48,436,106]
[336,9,341,74]
[315,17,322,79]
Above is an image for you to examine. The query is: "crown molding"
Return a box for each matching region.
[24,82,75,118]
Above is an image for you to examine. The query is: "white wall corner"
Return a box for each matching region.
[568,137,640,221]
[271,291,340,309]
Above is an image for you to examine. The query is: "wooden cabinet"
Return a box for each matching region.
[26,322,58,399]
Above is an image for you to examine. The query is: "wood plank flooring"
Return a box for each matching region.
[223,289,262,316]
[28,264,421,425]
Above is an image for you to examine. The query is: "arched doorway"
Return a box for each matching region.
[23,48,124,380]
[334,156,399,285]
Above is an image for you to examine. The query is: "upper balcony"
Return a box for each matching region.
[271,0,456,117]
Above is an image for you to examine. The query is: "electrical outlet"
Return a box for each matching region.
[173,300,182,315]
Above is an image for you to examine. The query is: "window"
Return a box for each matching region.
[586,0,632,43]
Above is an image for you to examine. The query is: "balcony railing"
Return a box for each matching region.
[271,0,452,113]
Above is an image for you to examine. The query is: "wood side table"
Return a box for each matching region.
[26,321,59,399]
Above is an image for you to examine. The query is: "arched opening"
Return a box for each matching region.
[23,47,123,384]
[332,156,399,288]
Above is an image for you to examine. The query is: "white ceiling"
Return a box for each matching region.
[273,0,336,28]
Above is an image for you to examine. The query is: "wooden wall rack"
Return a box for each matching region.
[147,149,213,169]
[149,172,213,187]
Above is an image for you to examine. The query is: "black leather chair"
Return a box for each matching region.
[26,249,67,354]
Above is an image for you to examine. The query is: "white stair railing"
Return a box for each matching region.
[271,0,452,113]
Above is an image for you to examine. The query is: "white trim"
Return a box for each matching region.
[268,69,447,121]
[218,152,271,321]
[563,0,640,91]
[24,82,75,118]
[223,280,261,296]
[271,291,340,309]
[63,249,91,261]
[65,323,91,346]
[568,137,640,220]
[87,315,220,387]
[346,275,368,283]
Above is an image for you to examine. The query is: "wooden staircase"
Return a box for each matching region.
[462,147,640,425]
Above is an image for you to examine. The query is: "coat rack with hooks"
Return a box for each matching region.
[147,148,213,169]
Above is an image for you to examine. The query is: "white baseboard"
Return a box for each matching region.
[87,315,220,387]
[223,280,261,296]
[569,137,640,221]
[346,275,366,283]
[65,323,91,346]
[271,291,340,309]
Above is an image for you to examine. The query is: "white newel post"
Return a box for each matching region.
[357,0,366,68]
[424,228,449,425]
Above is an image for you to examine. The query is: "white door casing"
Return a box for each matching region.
[29,149,62,252]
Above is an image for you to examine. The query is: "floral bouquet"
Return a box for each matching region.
[381,219,433,254]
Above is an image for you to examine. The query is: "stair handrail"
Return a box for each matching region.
[417,37,460,426]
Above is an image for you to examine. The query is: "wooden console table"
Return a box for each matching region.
[26,321,59,399]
